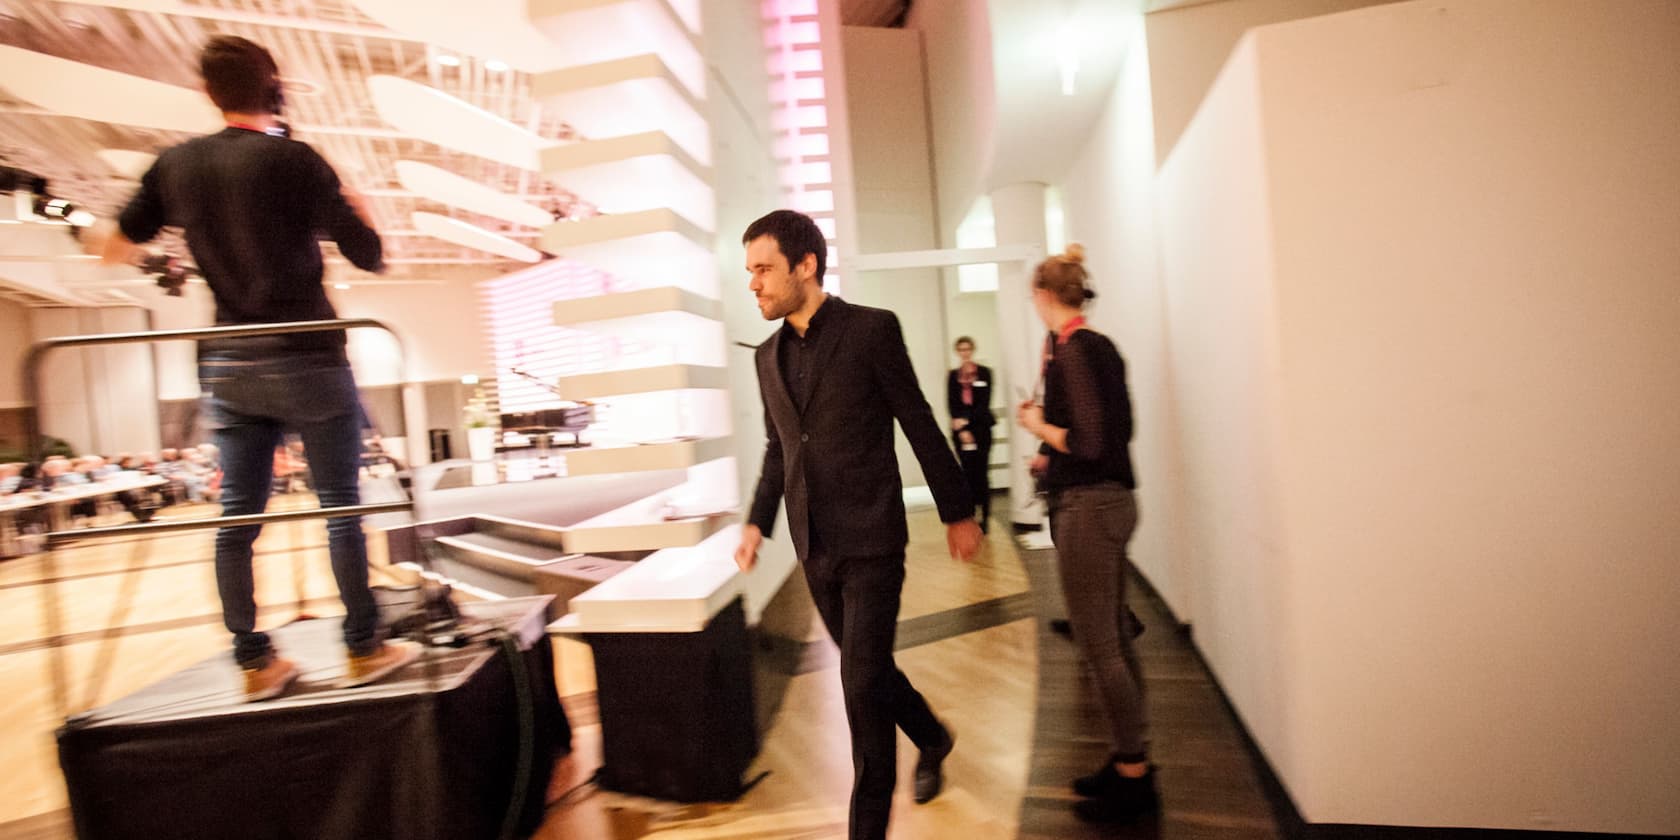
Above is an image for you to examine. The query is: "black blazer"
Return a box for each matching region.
[748,297,974,561]
[946,364,996,446]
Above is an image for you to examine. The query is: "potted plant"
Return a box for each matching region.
[463,383,497,462]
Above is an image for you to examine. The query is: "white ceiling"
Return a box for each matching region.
[0,0,593,292]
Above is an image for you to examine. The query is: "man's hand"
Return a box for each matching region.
[88,220,141,266]
[1029,453,1050,477]
[734,524,764,572]
[952,417,969,431]
[959,430,975,446]
[947,518,983,563]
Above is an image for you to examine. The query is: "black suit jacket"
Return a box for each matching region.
[748,297,974,561]
[946,364,996,447]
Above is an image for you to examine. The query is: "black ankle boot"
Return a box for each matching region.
[1073,764,1159,823]
[1072,755,1122,798]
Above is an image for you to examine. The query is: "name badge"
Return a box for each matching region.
[974,380,988,387]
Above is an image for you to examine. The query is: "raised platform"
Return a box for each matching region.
[56,597,568,840]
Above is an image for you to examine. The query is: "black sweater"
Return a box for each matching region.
[1040,329,1137,492]
[119,127,383,354]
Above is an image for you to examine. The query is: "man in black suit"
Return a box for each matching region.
[734,210,984,840]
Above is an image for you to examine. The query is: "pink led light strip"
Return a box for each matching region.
[762,0,839,292]
[480,259,618,416]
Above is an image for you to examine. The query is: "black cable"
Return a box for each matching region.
[495,631,536,840]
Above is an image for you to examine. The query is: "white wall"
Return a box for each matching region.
[705,0,800,622]
[1252,2,1680,831]
[1157,29,1305,807]
[31,306,162,456]
[841,25,949,490]
[146,284,216,401]
[903,0,996,249]
[0,299,31,407]
[1059,14,1194,616]
[1115,0,1680,832]
[332,281,488,386]
[1144,0,1399,166]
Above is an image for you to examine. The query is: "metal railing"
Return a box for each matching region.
[15,318,414,716]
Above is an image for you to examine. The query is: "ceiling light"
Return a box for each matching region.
[1057,23,1080,96]
[485,59,509,73]
[334,283,352,290]
[34,196,87,224]
[435,53,461,67]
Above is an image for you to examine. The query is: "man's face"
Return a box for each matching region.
[746,234,811,321]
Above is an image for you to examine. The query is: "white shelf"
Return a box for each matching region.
[555,363,728,399]
[472,507,732,556]
[540,132,714,232]
[541,209,716,293]
[560,435,733,477]
[526,0,703,99]
[532,54,710,166]
[550,525,743,632]
[562,512,734,555]
[551,285,723,349]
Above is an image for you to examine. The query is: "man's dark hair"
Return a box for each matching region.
[200,35,282,114]
[743,209,827,286]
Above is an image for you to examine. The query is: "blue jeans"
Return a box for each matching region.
[200,352,377,667]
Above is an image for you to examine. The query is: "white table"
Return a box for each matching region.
[0,474,168,556]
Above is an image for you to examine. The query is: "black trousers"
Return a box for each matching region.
[955,435,992,530]
[803,536,946,840]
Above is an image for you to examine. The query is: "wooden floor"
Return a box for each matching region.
[0,497,1284,840]
[532,511,1039,839]
[1015,544,1280,840]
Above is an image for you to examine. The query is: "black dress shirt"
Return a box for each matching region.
[778,295,834,413]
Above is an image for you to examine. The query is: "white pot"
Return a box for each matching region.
[466,426,496,462]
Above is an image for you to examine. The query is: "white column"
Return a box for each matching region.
[989,181,1049,527]
[400,382,429,467]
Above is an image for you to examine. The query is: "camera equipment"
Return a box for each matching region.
[137,252,194,297]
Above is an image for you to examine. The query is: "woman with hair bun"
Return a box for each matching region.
[1016,243,1157,823]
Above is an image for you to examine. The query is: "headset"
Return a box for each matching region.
[265,71,291,138]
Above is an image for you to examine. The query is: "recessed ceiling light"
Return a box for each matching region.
[485,59,509,73]
[333,283,351,290]
[435,53,461,67]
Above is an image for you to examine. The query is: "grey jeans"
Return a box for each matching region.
[1048,482,1148,761]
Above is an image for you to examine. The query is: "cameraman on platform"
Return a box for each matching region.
[97,35,415,700]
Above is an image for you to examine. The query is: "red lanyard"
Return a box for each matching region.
[226,121,266,133]
[1056,316,1087,345]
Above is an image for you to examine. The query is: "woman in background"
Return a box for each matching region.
[1016,244,1156,823]
[946,336,996,533]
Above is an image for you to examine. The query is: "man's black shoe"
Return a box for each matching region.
[1073,765,1159,823]
[913,727,954,804]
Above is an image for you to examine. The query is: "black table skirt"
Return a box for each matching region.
[57,597,569,840]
